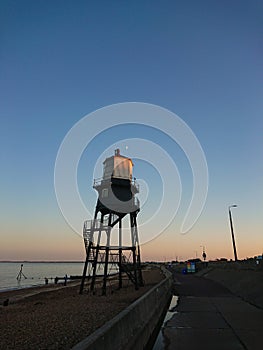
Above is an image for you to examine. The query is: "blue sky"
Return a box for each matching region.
[1,0,262,261]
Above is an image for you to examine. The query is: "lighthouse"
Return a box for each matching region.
[80,149,143,295]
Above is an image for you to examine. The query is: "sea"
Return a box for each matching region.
[0,261,117,292]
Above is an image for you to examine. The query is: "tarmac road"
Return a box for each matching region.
[162,271,263,350]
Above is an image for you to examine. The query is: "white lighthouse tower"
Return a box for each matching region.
[80,149,143,295]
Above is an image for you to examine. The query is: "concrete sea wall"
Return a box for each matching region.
[72,270,173,350]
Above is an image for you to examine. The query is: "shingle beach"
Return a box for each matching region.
[0,267,164,349]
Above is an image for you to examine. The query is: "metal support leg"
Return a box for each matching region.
[129,213,138,289]
[91,215,103,292]
[118,218,122,289]
[90,246,99,292]
[118,248,122,289]
[133,214,144,286]
[102,247,109,295]
[79,241,92,294]
[132,246,139,290]
[136,245,144,286]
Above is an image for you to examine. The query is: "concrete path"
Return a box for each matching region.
[163,272,263,350]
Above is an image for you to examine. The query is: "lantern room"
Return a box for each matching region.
[93,149,139,215]
[102,148,133,181]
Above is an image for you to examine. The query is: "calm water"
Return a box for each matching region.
[0,262,86,291]
[152,295,178,350]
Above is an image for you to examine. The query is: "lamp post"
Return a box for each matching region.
[228,205,238,261]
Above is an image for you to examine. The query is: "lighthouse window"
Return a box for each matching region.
[102,188,108,198]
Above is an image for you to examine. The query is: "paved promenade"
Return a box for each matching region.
[163,272,263,350]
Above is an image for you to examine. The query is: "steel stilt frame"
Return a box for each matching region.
[79,209,143,295]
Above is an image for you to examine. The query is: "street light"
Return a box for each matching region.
[228,205,238,261]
